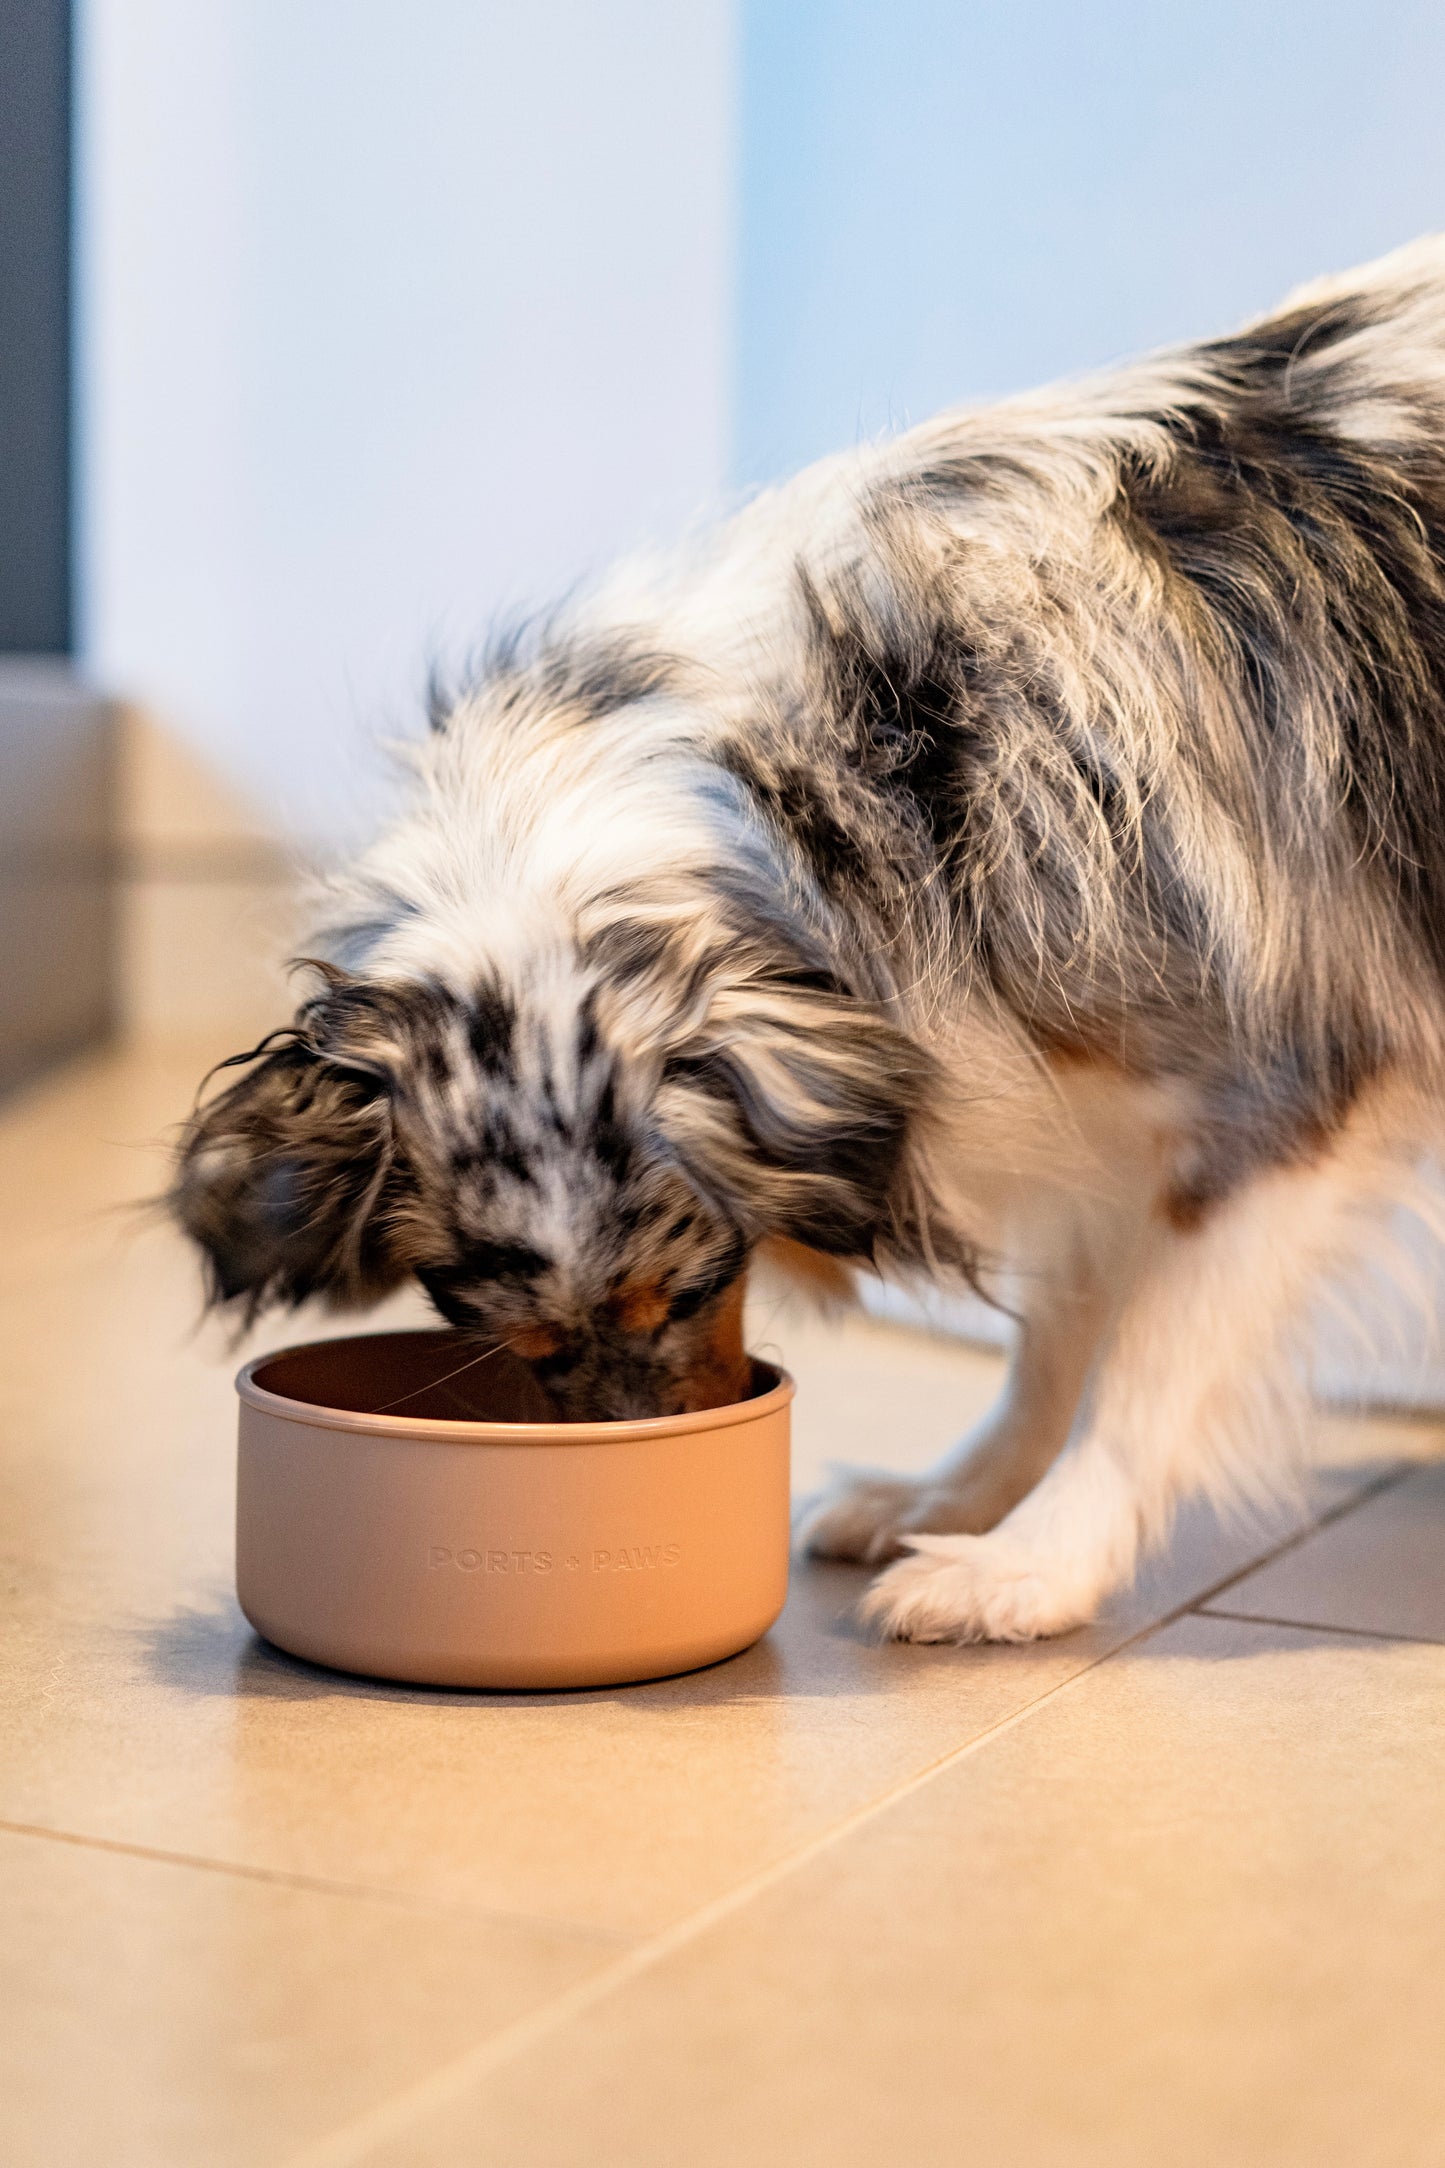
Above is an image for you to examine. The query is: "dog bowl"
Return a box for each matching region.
[235,1328,793,1689]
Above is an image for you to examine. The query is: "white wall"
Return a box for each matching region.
[737,0,1445,484]
[77,0,737,851]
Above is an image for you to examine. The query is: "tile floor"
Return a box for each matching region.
[3,1043,1443,2167]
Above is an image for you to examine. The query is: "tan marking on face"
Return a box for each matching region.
[609,1279,672,1336]
[508,1321,564,1362]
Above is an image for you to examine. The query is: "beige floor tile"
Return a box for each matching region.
[0,1047,1432,1945]
[1203,1457,1445,1643]
[0,1824,615,2168]
[340,1616,1445,2168]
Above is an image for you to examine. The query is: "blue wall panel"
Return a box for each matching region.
[738,0,1445,484]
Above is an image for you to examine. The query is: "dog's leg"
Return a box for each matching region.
[796,1056,1173,1567]
[794,1272,1114,1564]
[859,1138,1381,1643]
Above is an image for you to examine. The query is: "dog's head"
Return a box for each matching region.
[174,941,929,1420]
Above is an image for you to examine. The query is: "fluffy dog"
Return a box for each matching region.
[176,236,1445,1643]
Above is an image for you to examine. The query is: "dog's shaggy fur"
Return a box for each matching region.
[177,237,1445,1641]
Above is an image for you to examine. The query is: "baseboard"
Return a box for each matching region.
[0,658,116,1092]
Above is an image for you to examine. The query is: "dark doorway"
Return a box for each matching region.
[0,2,114,1091]
[0,0,71,653]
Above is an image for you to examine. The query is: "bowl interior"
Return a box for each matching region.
[250,1331,558,1422]
[248,1330,782,1427]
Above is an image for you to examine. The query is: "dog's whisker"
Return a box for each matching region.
[370,1336,518,1415]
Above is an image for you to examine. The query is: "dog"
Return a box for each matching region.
[175,236,1445,1644]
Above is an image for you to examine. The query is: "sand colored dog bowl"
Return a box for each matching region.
[235,1329,793,1690]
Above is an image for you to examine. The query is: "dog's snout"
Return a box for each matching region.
[526,1336,684,1423]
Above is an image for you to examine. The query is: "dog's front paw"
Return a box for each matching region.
[796,1462,1016,1565]
[794,1471,938,1565]
[859,1533,1098,1644]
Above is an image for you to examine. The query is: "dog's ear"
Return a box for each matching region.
[654,980,932,1259]
[172,979,420,1316]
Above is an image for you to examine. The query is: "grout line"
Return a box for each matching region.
[0,1817,630,1947]
[1165,1461,1412,1617]
[274,1663,1123,2168]
[277,1459,1422,2168]
[1196,1606,1445,1647]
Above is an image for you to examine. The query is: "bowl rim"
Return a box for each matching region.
[236,1327,795,1445]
